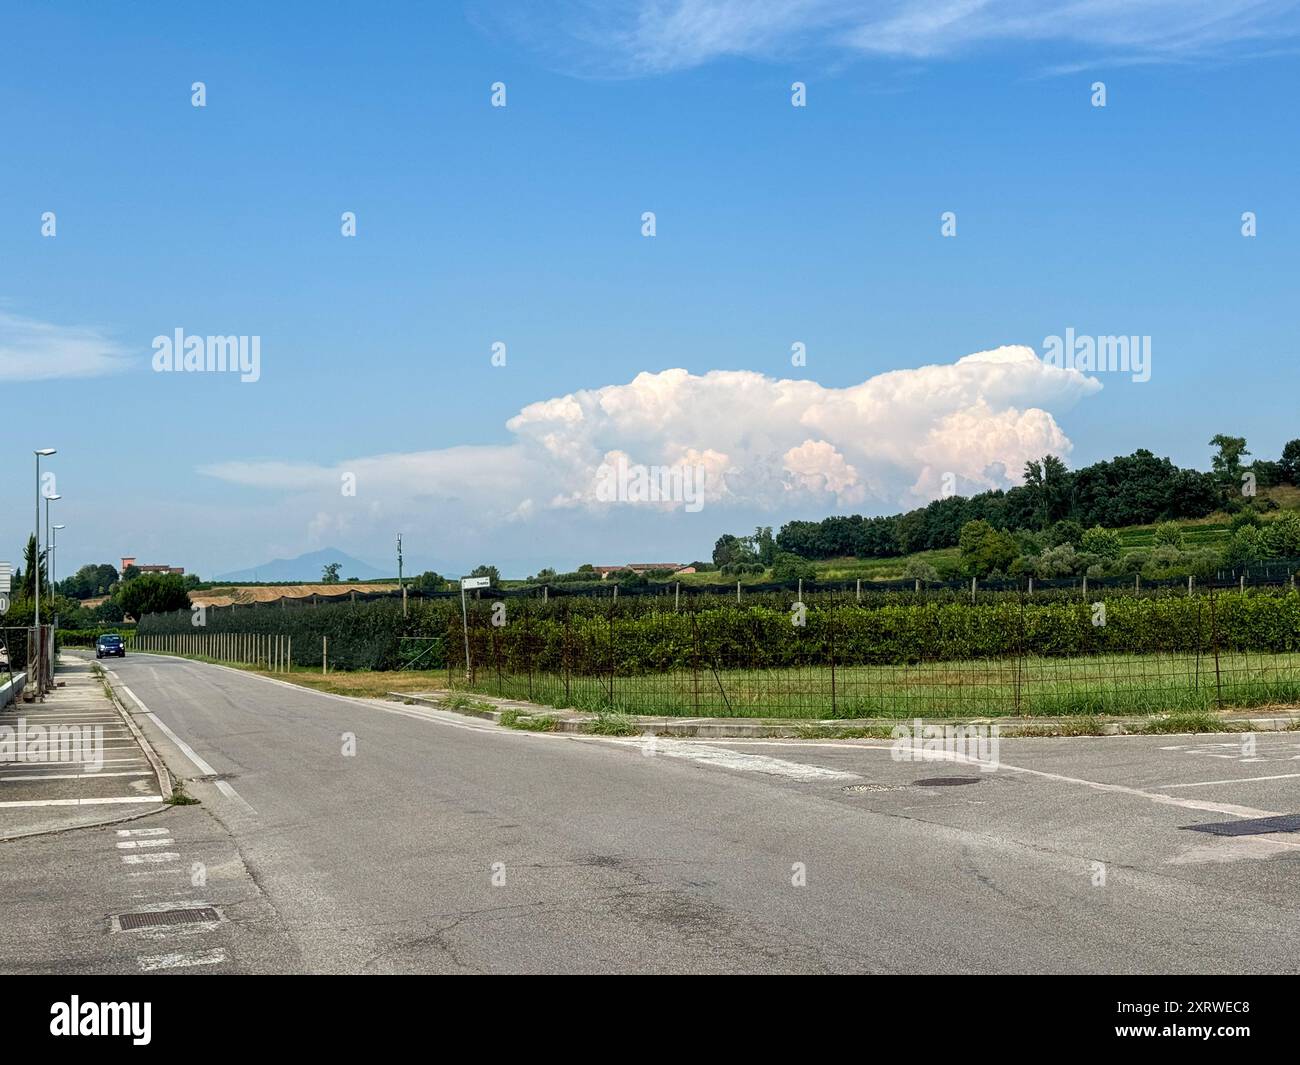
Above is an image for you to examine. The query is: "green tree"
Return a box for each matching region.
[770,553,816,583]
[902,558,940,583]
[119,572,191,619]
[1152,521,1183,549]
[1224,525,1265,568]
[410,571,445,593]
[321,562,342,584]
[470,564,501,586]
[1262,511,1300,558]
[1080,525,1123,561]
[1229,508,1262,535]
[1210,434,1250,485]
[712,534,744,567]
[19,535,47,600]
[749,526,777,565]
[958,520,1019,578]
[1279,439,1300,485]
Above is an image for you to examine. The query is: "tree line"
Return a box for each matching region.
[768,439,1299,561]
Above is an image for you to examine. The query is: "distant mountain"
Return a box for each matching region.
[214,548,388,583]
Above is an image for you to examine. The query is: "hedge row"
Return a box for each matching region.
[132,591,1300,673]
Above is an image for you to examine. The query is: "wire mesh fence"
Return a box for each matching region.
[444,588,1300,720]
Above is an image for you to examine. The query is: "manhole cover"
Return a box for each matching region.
[914,777,981,787]
[842,783,898,793]
[114,907,220,931]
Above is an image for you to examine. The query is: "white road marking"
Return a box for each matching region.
[136,948,227,971]
[118,827,171,836]
[121,852,180,864]
[0,795,162,808]
[1160,773,1300,790]
[116,838,174,849]
[120,686,217,775]
[119,684,255,812]
[0,770,154,781]
[609,737,860,781]
[693,739,1280,819]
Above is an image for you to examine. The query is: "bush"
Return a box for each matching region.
[770,553,816,583]
[1152,521,1184,549]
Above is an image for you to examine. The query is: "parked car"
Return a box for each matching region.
[95,634,126,659]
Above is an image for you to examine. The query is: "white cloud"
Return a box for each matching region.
[0,310,133,380]
[485,1,1300,75]
[199,344,1101,557]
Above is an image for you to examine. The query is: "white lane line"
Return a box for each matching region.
[1160,773,1300,790]
[136,948,227,972]
[607,737,860,782]
[119,684,256,813]
[0,796,162,808]
[0,770,154,781]
[116,839,174,849]
[120,686,217,775]
[121,852,180,864]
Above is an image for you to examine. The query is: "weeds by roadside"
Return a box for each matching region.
[499,709,558,732]
[165,786,199,806]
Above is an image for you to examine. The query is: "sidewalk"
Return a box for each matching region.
[0,656,167,840]
[393,688,1300,738]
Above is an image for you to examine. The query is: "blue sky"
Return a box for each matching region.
[2,1,1298,579]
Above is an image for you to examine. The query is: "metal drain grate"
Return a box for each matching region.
[115,907,220,931]
[842,783,898,793]
[914,777,981,787]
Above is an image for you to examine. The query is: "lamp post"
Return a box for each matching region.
[44,493,61,612]
[397,533,405,617]
[51,524,65,614]
[34,448,56,695]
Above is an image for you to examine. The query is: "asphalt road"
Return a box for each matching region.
[2,652,1298,974]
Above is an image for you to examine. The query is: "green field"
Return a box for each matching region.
[451,650,1300,719]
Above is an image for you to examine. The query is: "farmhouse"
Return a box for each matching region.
[591,563,694,579]
[120,556,184,576]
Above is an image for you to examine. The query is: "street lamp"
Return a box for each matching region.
[33,448,56,695]
[44,493,61,611]
[51,524,66,613]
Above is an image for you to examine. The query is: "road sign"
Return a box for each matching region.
[460,576,491,590]
[0,561,10,595]
[0,593,9,615]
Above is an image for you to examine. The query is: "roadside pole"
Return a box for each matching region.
[460,575,490,681]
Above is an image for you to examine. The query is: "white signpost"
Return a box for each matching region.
[459,576,491,677]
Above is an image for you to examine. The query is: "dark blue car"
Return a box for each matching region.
[95,634,125,659]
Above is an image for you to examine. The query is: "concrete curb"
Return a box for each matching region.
[389,688,1300,738]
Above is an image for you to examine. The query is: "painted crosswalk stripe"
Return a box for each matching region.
[0,796,162,808]
[121,852,180,864]
[609,737,860,782]
[136,948,227,972]
[116,838,174,849]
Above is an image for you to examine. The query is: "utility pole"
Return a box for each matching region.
[397,533,405,617]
